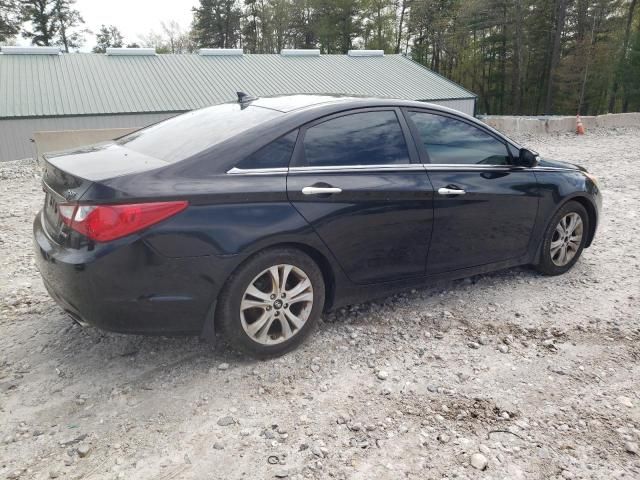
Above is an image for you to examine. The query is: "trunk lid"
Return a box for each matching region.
[41,143,168,244]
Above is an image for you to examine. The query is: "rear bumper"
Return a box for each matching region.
[33,211,235,335]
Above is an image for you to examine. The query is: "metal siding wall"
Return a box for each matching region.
[0,113,177,162]
[425,99,475,116]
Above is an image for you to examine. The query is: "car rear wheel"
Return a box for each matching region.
[217,248,325,358]
[535,201,589,276]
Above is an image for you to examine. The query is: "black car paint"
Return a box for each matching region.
[34,96,602,336]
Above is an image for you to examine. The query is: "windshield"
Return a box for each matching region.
[117,103,281,162]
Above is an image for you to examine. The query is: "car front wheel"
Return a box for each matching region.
[536,201,589,275]
[217,248,325,358]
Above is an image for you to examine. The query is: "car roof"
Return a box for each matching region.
[249,95,358,112]
[248,94,448,113]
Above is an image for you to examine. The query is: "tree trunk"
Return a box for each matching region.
[395,0,407,53]
[544,0,568,114]
[608,0,637,112]
[511,0,524,114]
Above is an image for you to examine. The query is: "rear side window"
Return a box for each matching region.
[407,111,510,165]
[303,111,410,167]
[117,104,281,163]
[236,130,298,170]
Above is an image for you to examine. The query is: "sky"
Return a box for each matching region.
[16,0,199,50]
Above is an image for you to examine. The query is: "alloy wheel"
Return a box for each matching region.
[550,212,584,267]
[240,264,314,345]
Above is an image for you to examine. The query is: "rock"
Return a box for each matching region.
[218,363,229,371]
[336,414,350,425]
[77,443,91,458]
[217,416,235,426]
[468,342,480,349]
[310,364,321,373]
[437,433,450,443]
[478,336,490,345]
[498,345,509,354]
[213,441,224,450]
[311,444,324,457]
[479,444,491,455]
[617,396,633,408]
[348,422,362,432]
[470,453,488,470]
[377,370,389,380]
[625,441,638,455]
[49,470,60,479]
[6,470,22,479]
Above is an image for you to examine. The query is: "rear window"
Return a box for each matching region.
[117,104,281,163]
[236,130,298,170]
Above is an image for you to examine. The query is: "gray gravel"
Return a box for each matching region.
[1,128,639,479]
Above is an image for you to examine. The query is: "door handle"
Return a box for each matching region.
[302,186,342,195]
[438,187,466,196]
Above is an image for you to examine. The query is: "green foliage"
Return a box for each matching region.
[0,0,21,42]
[20,0,57,46]
[19,0,85,50]
[192,0,242,48]
[52,0,85,52]
[92,24,123,53]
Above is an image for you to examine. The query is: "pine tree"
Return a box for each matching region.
[21,0,57,46]
[92,24,124,53]
[0,0,21,42]
[52,0,85,52]
[192,0,242,48]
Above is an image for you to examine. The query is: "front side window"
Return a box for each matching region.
[407,111,510,166]
[303,111,410,167]
[236,130,298,170]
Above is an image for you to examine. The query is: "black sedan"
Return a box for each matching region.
[34,94,602,357]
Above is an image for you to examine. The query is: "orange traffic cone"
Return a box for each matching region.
[576,115,585,135]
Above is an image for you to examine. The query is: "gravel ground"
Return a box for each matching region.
[1,128,639,480]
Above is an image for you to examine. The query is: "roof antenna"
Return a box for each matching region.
[237,91,257,106]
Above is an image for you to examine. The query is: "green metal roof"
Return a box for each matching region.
[0,53,476,119]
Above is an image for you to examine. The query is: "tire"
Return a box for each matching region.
[216,247,325,358]
[535,201,589,276]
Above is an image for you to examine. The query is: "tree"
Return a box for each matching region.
[192,0,242,48]
[0,0,21,43]
[21,0,57,46]
[92,24,124,53]
[161,20,196,53]
[183,0,640,115]
[52,0,85,52]
[138,30,171,53]
[19,0,84,49]
[609,0,638,111]
[544,0,569,114]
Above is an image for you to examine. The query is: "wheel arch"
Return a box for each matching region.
[208,242,337,338]
[566,195,597,247]
[532,194,598,266]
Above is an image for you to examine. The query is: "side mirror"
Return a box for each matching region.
[516,148,538,168]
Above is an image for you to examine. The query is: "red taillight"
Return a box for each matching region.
[59,201,188,242]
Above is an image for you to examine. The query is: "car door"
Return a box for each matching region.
[286,108,434,284]
[403,109,539,274]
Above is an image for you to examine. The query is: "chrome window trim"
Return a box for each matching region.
[227,166,288,175]
[289,164,424,173]
[227,164,574,175]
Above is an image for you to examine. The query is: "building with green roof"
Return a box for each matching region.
[0,47,476,162]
